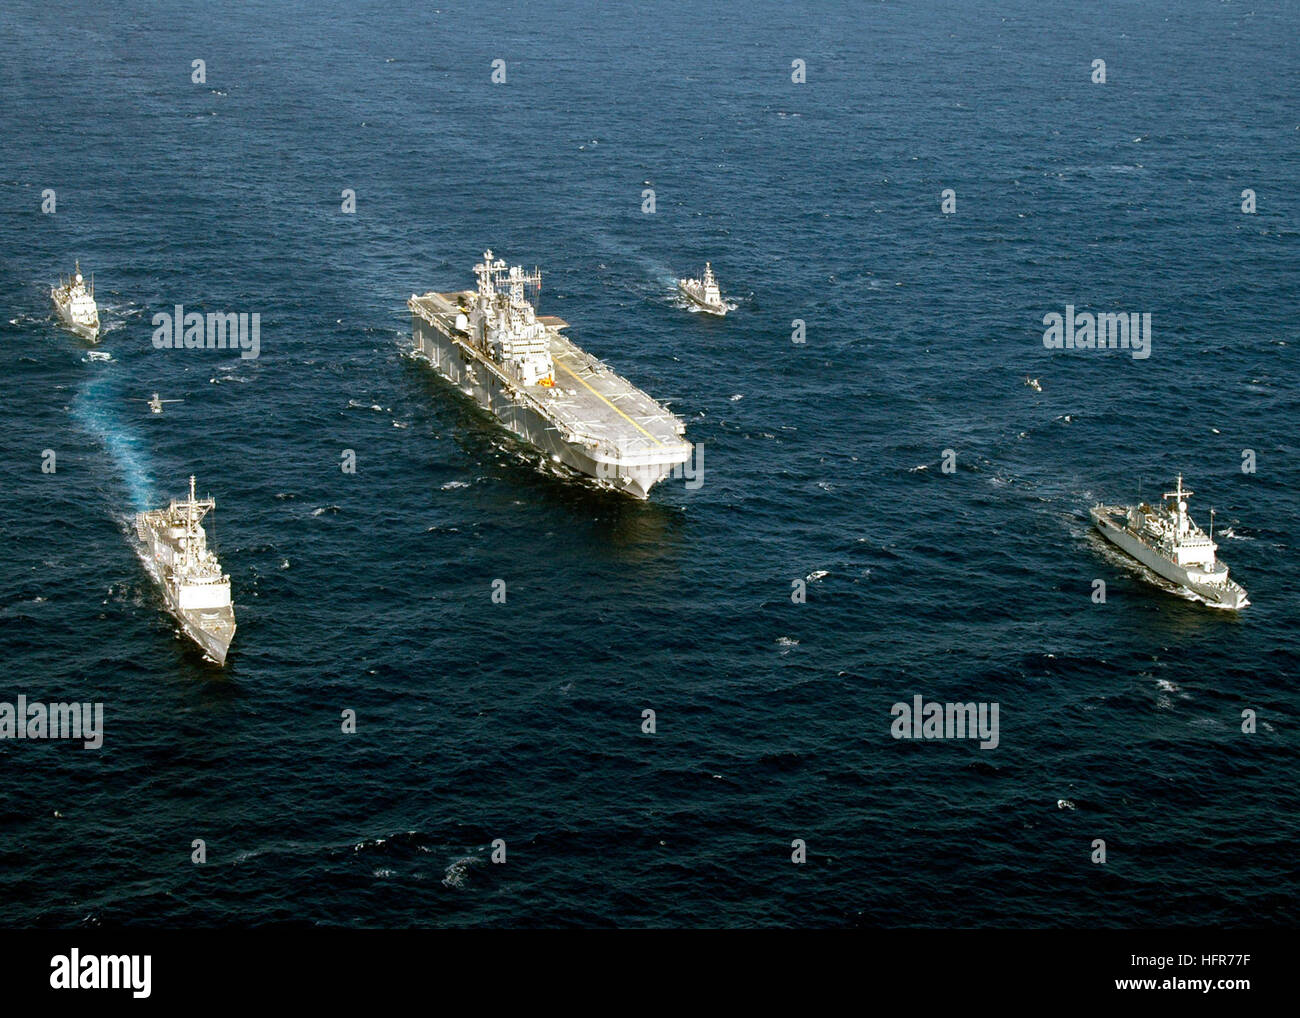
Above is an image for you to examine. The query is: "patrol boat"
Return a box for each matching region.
[135,476,236,663]
[678,262,727,315]
[1091,475,1249,609]
[50,261,100,341]
[409,250,693,499]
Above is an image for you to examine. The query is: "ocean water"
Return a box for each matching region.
[0,0,1296,928]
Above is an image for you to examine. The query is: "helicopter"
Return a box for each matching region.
[132,392,184,415]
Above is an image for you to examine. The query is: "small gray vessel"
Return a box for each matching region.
[677,262,727,316]
[1091,475,1248,610]
[50,261,100,341]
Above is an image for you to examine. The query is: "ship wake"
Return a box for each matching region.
[72,372,156,514]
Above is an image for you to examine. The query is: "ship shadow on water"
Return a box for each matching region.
[499,467,688,563]
[160,642,242,686]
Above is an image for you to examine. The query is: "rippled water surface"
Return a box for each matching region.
[1,0,1296,927]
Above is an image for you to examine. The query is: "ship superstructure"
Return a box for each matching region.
[1091,475,1248,610]
[678,262,726,316]
[50,260,100,341]
[409,250,692,498]
[135,475,236,663]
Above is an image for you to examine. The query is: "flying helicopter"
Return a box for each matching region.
[132,392,184,415]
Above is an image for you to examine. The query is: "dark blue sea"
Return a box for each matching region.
[1,0,1296,928]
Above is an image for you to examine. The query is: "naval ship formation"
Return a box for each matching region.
[409,250,693,499]
[50,260,100,341]
[135,476,236,663]
[1091,475,1249,610]
[36,243,1261,676]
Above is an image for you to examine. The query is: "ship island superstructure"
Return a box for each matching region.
[1090,475,1248,610]
[135,476,236,663]
[409,250,692,499]
[678,262,726,316]
[50,260,100,341]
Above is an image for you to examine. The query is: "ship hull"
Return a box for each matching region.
[173,602,235,665]
[1091,507,1248,610]
[678,284,726,316]
[412,313,686,499]
[53,300,99,342]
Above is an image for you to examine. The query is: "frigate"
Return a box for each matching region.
[678,262,727,316]
[50,261,100,341]
[135,476,236,663]
[1091,475,1249,609]
[409,250,693,499]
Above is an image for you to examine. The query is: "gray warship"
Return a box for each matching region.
[678,262,727,315]
[1091,475,1249,610]
[135,476,236,663]
[50,261,100,341]
[409,250,692,498]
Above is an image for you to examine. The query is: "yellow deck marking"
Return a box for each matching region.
[554,358,663,446]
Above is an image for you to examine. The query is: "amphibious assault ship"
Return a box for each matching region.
[678,262,727,316]
[50,261,100,341]
[1091,475,1248,610]
[409,250,693,498]
[135,476,236,663]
